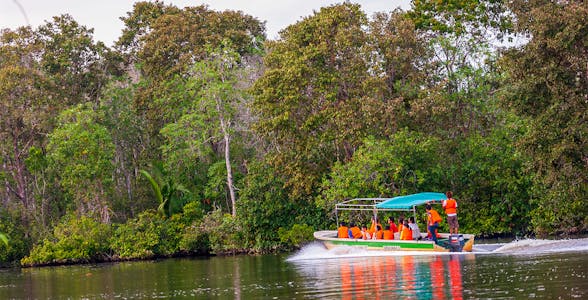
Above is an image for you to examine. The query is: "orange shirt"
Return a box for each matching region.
[383,230,394,240]
[338,226,349,238]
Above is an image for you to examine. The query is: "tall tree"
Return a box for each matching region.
[47,104,115,223]
[36,14,110,104]
[161,45,255,216]
[116,2,265,142]
[252,3,384,198]
[0,27,52,226]
[500,0,588,234]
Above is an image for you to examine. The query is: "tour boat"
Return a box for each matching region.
[314,192,475,252]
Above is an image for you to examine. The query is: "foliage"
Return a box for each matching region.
[198,209,245,254]
[21,215,111,266]
[318,131,442,212]
[109,209,186,259]
[500,0,588,234]
[140,163,193,218]
[447,128,534,236]
[46,103,115,222]
[178,202,209,253]
[252,3,379,199]
[0,212,30,266]
[237,162,326,252]
[278,223,315,249]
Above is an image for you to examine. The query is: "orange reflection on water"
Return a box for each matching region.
[336,254,464,298]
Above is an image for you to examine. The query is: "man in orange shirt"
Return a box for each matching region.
[338,222,349,238]
[443,191,459,234]
[426,204,442,244]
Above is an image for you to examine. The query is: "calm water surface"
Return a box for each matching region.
[1,239,587,299]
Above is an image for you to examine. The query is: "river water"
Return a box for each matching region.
[1,238,587,299]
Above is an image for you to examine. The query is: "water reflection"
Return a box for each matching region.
[292,254,468,299]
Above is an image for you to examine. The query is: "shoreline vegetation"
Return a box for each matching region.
[1,1,587,268]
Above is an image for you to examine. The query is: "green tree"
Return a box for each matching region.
[116,2,265,144]
[47,104,115,222]
[37,14,110,104]
[0,27,53,228]
[500,1,588,234]
[253,3,384,198]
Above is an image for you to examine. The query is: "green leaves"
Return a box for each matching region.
[500,1,588,234]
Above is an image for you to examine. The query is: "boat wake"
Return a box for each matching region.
[490,238,588,255]
[288,238,588,261]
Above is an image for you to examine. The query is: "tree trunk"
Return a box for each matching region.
[217,100,237,217]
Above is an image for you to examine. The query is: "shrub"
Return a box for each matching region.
[110,210,162,259]
[21,214,111,266]
[0,212,30,266]
[199,209,245,254]
[278,223,315,249]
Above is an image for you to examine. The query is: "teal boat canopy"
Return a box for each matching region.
[375,192,447,210]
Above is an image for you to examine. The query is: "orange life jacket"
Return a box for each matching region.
[400,226,412,240]
[369,222,382,235]
[338,226,349,238]
[383,230,394,240]
[444,198,457,215]
[373,230,384,240]
[428,209,442,225]
[350,227,363,239]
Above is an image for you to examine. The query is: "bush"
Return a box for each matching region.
[21,214,111,266]
[199,209,245,254]
[278,223,315,249]
[0,212,30,266]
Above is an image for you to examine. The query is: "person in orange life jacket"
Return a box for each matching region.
[348,222,363,239]
[398,216,405,233]
[361,225,372,240]
[369,216,382,236]
[388,217,398,234]
[408,216,422,240]
[337,221,349,238]
[400,219,412,240]
[426,204,442,244]
[383,225,394,240]
[372,224,384,240]
[443,191,459,234]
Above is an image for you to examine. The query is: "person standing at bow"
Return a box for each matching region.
[443,191,459,235]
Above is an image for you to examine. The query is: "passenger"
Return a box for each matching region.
[349,222,363,239]
[443,191,459,234]
[337,222,349,238]
[388,217,398,233]
[383,225,394,240]
[361,225,372,240]
[398,216,405,233]
[426,204,442,244]
[369,216,382,236]
[400,220,412,240]
[372,225,384,240]
[408,216,422,240]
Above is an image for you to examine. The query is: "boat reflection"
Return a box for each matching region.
[291,253,467,298]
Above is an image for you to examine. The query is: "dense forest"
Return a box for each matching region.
[0,0,586,267]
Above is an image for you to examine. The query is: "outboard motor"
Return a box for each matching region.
[449,234,464,252]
